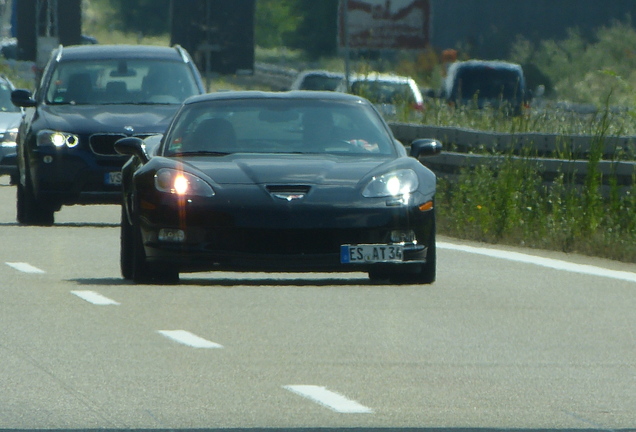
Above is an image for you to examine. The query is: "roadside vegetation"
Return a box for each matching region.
[422,21,636,263]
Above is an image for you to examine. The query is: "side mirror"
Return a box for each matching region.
[410,139,442,160]
[114,136,149,163]
[11,89,36,108]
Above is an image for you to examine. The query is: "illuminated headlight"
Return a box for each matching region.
[362,169,419,198]
[154,168,215,197]
[0,128,18,147]
[37,129,79,148]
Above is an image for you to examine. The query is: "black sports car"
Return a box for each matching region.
[115,91,441,284]
[10,44,205,225]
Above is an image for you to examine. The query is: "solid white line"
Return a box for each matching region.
[284,385,373,414]
[158,330,223,349]
[71,290,120,305]
[5,262,45,274]
[438,242,636,283]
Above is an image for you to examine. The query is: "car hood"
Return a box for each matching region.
[0,112,23,131]
[180,153,398,187]
[38,104,179,135]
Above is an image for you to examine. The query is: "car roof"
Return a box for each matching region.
[449,60,523,73]
[53,44,192,63]
[184,90,370,105]
[349,73,416,84]
[297,70,345,78]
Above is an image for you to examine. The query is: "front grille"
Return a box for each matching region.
[89,134,127,156]
[266,185,311,194]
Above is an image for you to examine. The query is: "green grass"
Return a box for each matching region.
[425,102,636,263]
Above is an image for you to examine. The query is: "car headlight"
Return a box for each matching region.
[362,169,419,198]
[0,128,18,147]
[37,129,79,148]
[154,168,215,197]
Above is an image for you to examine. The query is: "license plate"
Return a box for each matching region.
[105,171,122,185]
[340,244,404,263]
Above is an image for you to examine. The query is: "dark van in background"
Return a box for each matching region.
[441,60,528,115]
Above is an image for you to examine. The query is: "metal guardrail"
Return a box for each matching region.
[389,123,636,190]
[389,123,636,158]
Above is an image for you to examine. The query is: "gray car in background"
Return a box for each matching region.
[0,75,21,184]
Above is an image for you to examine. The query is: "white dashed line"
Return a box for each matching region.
[158,330,223,349]
[438,242,636,283]
[5,262,46,274]
[71,290,120,305]
[284,385,373,413]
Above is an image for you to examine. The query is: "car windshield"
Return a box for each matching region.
[350,80,416,105]
[163,98,396,157]
[454,67,523,100]
[299,74,343,90]
[44,58,200,105]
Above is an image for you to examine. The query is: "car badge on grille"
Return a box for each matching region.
[124,126,134,133]
[273,193,306,201]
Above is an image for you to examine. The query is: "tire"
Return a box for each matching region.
[390,232,436,285]
[369,226,437,286]
[16,178,54,226]
[120,204,134,279]
[131,214,179,285]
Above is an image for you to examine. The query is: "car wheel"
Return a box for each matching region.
[16,177,54,226]
[120,204,134,279]
[131,215,179,285]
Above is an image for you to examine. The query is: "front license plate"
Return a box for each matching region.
[340,244,404,263]
[105,171,122,185]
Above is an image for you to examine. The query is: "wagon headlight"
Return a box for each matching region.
[37,129,79,148]
[362,169,419,198]
[154,168,215,197]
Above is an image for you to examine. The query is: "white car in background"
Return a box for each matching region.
[337,72,424,117]
[0,75,21,184]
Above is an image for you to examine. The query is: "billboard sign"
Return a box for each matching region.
[339,0,430,50]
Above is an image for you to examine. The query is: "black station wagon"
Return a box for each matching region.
[11,44,205,225]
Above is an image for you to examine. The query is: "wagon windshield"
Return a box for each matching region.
[45,59,200,105]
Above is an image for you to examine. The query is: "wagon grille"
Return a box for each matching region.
[89,133,155,156]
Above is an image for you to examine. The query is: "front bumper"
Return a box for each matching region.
[138,195,435,273]
[29,147,126,206]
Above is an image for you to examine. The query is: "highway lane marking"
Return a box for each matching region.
[158,330,223,349]
[5,262,45,274]
[71,290,120,305]
[439,241,636,283]
[283,385,373,414]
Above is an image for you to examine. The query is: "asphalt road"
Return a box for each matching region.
[0,175,635,431]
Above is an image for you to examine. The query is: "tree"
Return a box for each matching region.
[286,0,338,58]
[107,0,170,36]
[255,0,301,48]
